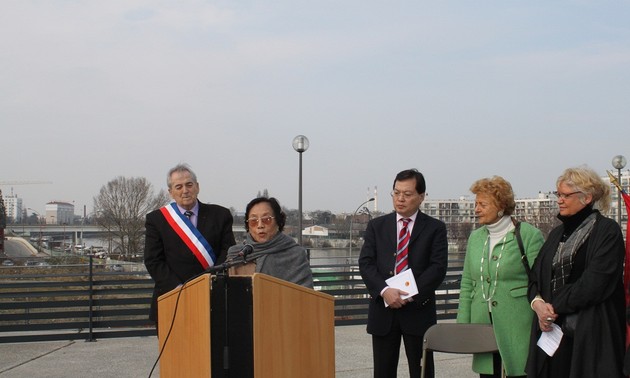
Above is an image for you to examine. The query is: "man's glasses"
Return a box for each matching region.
[246,216,275,228]
[552,191,581,200]
[390,190,416,200]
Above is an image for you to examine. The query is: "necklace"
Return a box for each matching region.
[479,234,508,302]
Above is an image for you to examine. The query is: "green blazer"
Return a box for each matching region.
[457,221,544,376]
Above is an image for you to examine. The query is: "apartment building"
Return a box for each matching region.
[420,169,630,245]
[45,201,75,225]
[1,194,23,223]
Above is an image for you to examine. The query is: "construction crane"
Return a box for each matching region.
[0,180,52,185]
[0,181,52,196]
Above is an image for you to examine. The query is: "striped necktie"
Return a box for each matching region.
[395,218,411,274]
[184,211,193,219]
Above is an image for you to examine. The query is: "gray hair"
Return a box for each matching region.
[167,163,198,188]
[556,166,611,213]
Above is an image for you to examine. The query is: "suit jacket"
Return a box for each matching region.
[144,201,236,321]
[359,211,448,336]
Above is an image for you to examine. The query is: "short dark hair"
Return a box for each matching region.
[244,197,287,232]
[393,169,426,194]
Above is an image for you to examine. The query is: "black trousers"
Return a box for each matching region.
[478,352,503,378]
[371,313,434,378]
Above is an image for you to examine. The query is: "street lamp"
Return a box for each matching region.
[349,198,375,257]
[292,135,309,246]
[612,155,627,225]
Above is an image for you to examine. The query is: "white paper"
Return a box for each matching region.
[537,323,563,356]
[384,269,419,307]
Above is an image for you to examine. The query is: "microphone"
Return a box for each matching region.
[239,244,254,258]
[203,244,255,274]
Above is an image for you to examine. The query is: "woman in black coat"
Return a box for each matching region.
[527,166,626,378]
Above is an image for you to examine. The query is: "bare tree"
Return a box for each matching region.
[93,176,169,257]
[529,206,560,239]
[447,221,474,262]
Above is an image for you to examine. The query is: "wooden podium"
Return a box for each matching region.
[157,273,335,377]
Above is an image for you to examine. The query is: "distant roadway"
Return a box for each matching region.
[3,237,40,259]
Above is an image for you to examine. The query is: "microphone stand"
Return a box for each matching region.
[205,254,256,377]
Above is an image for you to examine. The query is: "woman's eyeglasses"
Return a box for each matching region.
[246,216,275,228]
[552,191,581,200]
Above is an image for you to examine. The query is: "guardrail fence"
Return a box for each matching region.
[0,256,462,343]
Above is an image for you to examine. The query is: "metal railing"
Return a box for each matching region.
[0,261,155,343]
[0,258,462,343]
[312,264,462,326]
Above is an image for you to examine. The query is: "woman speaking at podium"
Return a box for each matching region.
[226,197,313,288]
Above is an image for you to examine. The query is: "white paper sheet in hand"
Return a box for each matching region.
[537,323,563,356]
[384,269,418,307]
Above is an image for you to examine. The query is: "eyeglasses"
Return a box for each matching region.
[390,190,417,200]
[553,191,582,200]
[246,216,275,228]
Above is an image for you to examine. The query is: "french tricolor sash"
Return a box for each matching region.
[159,203,216,269]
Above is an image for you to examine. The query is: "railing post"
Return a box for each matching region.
[86,255,95,342]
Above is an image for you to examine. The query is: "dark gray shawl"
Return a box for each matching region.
[227,233,314,289]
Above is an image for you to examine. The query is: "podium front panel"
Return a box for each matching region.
[210,276,254,377]
[157,274,212,377]
[158,273,334,378]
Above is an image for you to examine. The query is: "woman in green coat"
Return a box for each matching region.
[457,176,544,378]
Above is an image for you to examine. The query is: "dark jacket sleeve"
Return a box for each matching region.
[215,206,236,265]
[413,216,448,304]
[552,216,625,313]
[358,218,388,299]
[143,211,182,292]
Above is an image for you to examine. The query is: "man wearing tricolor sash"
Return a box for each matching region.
[144,163,236,324]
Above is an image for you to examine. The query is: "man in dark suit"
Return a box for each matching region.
[144,163,236,324]
[359,169,448,378]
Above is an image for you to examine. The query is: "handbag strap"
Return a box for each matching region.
[514,221,531,276]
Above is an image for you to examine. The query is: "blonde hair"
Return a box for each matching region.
[470,176,516,215]
[556,166,611,213]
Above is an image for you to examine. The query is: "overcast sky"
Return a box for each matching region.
[2,1,630,216]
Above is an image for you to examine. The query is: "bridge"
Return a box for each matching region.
[8,224,248,244]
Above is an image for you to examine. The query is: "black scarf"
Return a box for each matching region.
[551,206,596,296]
[227,233,314,288]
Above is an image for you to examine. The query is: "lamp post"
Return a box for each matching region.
[292,135,309,246]
[612,155,627,225]
[349,198,375,257]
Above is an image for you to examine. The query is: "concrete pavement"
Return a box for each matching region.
[0,325,476,377]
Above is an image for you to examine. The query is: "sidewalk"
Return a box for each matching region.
[0,325,475,377]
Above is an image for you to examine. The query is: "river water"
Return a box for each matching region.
[75,237,358,266]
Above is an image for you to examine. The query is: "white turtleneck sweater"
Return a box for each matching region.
[484,215,515,312]
[486,215,514,253]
